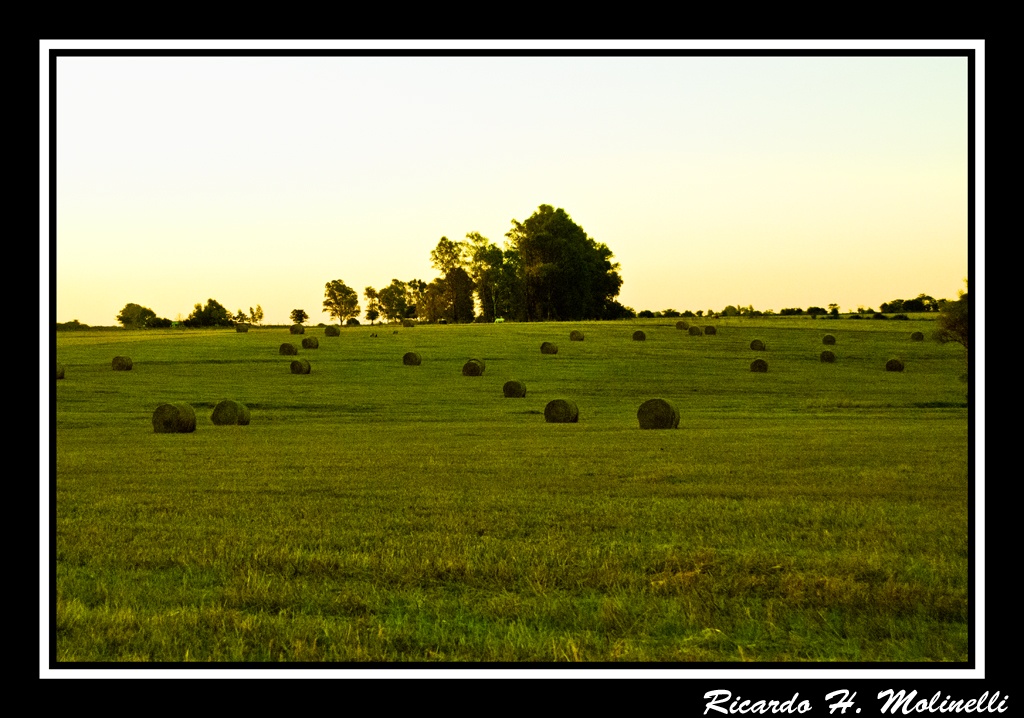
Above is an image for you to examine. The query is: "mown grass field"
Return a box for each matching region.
[52,317,971,663]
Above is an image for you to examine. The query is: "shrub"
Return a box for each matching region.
[235,324,250,333]
[820,350,836,363]
[637,399,679,429]
[544,399,579,423]
[541,342,558,354]
[822,334,836,345]
[279,343,298,356]
[885,358,905,372]
[402,352,422,366]
[290,359,311,374]
[345,318,360,327]
[750,358,768,373]
[111,356,133,371]
[872,313,888,320]
[891,314,910,321]
[569,330,584,341]
[325,326,341,337]
[910,331,925,341]
[632,330,646,341]
[211,400,251,426]
[56,362,65,380]
[289,324,305,334]
[152,403,196,433]
[750,339,765,351]
[502,380,527,398]
[687,326,701,336]
[462,359,485,376]
[301,337,319,349]
[675,321,689,330]
[401,319,415,328]
[704,326,717,336]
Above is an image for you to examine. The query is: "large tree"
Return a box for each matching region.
[935,280,969,382]
[377,279,410,323]
[183,299,232,328]
[323,280,360,325]
[116,302,157,329]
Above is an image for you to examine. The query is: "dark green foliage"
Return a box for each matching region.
[750,358,768,373]
[291,359,311,375]
[402,352,422,366]
[935,284,968,352]
[540,342,558,354]
[56,362,65,380]
[301,337,319,349]
[823,334,837,345]
[637,399,679,429]
[891,314,910,321]
[632,331,646,341]
[544,399,579,423]
[111,356,133,371]
[183,299,232,328]
[211,400,251,426]
[807,306,827,316]
[279,343,298,356]
[325,326,341,337]
[637,310,655,319]
[569,330,584,341]
[911,332,925,341]
[346,318,361,327]
[779,308,803,316]
[116,303,156,329]
[56,320,90,331]
[502,380,527,398]
[750,339,765,351]
[462,359,485,376]
[290,309,309,325]
[151,403,196,433]
[820,350,837,363]
[323,281,360,326]
[886,358,905,372]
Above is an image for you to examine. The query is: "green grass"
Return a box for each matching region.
[53,318,970,663]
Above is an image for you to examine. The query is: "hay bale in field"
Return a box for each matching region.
[885,358,905,372]
[544,399,579,423]
[56,362,65,380]
[687,326,701,336]
[402,352,422,366]
[637,399,679,429]
[704,326,717,336]
[910,331,925,341]
[325,325,341,337]
[211,399,251,426]
[820,350,836,363]
[290,324,305,335]
[822,334,837,345]
[111,356,133,371]
[301,337,319,349]
[503,380,527,398]
[235,323,250,333]
[676,320,689,330]
[750,339,765,351]
[632,330,646,341]
[280,343,298,355]
[750,358,769,373]
[569,330,584,341]
[402,319,415,328]
[291,359,311,374]
[152,403,197,433]
[462,359,485,376]
[541,341,559,354]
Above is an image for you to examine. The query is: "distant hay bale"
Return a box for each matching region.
[211,399,251,426]
[544,399,579,423]
[910,331,925,341]
[750,339,765,351]
[637,399,679,429]
[676,321,689,330]
[822,334,837,345]
[632,330,646,341]
[279,343,298,355]
[703,326,717,336]
[290,359,311,374]
[325,325,341,337]
[235,323,250,333]
[152,403,196,434]
[569,330,584,341]
[750,358,769,373]
[290,324,305,335]
[462,359,485,376]
[402,352,422,366]
[820,350,836,363]
[301,337,319,349]
[687,326,701,336]
[502,380,527,398]
[402,319,415,328]
[56,362,65,380]
[885,358,905,372]
[111,356,133,371]
[541,341,559,354]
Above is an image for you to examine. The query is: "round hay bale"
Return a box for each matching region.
[632,330,646,341]
[325,325,341,337]
[462,359,485,376]
[750,339,765,351]
[56,362,65,380]
[910,331,925,341]
[750,358,769,373]
[401,319,415,328]
[885,358,905,372]
[822,334,837,345]
[235,323,250,333]
[211,399,251,426]
[687,326,702,336]
[820,350,836,363]
[569,330,584,341]
[301,337,319,349]
[289,324,305,335]
[402,352,422,366]
[703,326,717,336]
[637,399,679,429]
[502,380,527,398]
[111,356,133,371]
[279,343,298,355]
[544,399,579,423]
[676,320,689,330]
[540,341,559,354]
[290,359,311,374]
[152,403,197,434]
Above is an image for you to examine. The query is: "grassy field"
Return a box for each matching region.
[51,317,971,663]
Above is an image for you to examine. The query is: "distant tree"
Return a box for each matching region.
[430,236,469,275]
[722,305,740,317]
[183,299,232,328]
[638,310,655,319]
[290,309,309,325]
[935,281,969,380]
[779,308,803,316]
[378,279,410,323]
[405,279,428,319]
[828,303,840,317]
[364,287,380,324]
[235,309,249,324]
[662,309,681,318]
[249,305,264,326]
[806,306,826,317]
[116,302,157,329]
[323,280,360,326]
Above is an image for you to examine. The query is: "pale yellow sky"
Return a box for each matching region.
[47,43,977,326]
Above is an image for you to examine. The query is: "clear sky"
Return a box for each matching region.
[47,41,978,327]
